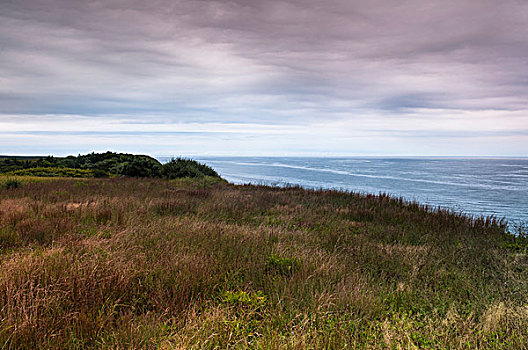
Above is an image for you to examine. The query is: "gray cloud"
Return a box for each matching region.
[1,0,527,155]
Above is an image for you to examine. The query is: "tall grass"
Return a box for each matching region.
[0,178,526,349]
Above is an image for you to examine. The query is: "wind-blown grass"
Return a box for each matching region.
[0,178,527,349]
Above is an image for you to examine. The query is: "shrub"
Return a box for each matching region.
[117,158,161,178]
[92,169,110,178]
[3,178,20,189]
[161,158,219,179]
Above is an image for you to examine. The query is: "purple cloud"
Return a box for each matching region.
[1,0,527,155]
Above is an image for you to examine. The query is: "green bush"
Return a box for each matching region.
[161,158,219,179]
[92,169,110,178]
[3,178,20,189]
[117,158,161,178]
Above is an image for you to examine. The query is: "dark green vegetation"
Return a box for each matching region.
[0,178,20,190]
[0,152,219,179]
[161,158,219,179]
[1,178,527,349]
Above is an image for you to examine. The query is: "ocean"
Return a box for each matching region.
[160,157,528,229]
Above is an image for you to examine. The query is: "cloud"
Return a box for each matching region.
[0,0,527,155]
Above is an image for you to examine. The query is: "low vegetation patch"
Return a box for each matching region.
[162,157,219,178]
[0,152,219,179]
[220,290,268,310]
[0,177,526,349]
[4,166,97,177]
[265,254,300,276]
[1,177,20,189]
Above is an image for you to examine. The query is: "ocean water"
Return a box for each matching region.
[161,157,528,228]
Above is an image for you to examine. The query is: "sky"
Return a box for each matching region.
[1,0,528,157]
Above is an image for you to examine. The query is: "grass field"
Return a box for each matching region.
[0,177,527,349]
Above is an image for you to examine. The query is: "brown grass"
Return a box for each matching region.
[0,177,526,349]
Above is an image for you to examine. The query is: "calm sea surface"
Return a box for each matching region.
[160,157,528,228]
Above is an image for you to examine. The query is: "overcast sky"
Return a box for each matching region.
[1,0,527,156]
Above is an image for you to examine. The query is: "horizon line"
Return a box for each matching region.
[2,153,528,160]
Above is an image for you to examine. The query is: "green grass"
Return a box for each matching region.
[0,178,527,349]
[3,166,97,177]
[0,175,59,185]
